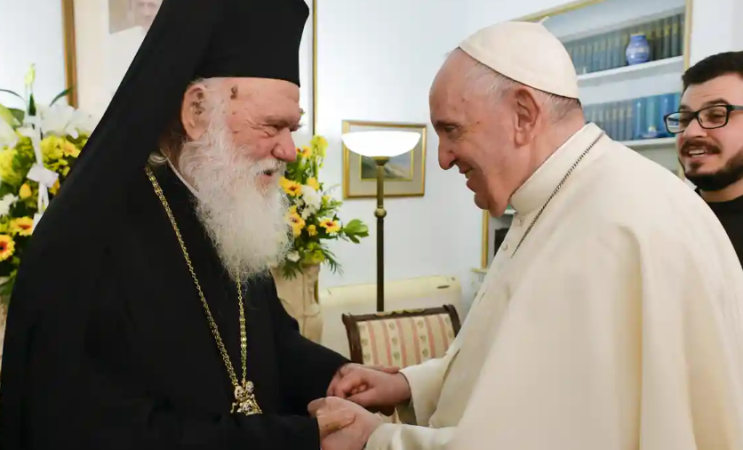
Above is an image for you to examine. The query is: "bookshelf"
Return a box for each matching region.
[577,56,684,86]
[478,0,694,271]
[620,137,676,148]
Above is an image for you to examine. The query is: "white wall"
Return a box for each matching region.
[689,0,740,64]
[315,0,483,312]
[0,0,67,109]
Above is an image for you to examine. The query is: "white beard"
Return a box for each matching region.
[177,121,292,283]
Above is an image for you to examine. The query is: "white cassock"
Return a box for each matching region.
[366,123,743,450]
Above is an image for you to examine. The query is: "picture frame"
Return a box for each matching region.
[61,0,318,137]
[341,120,427,199]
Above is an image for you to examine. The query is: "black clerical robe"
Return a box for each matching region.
[0,165,348,449]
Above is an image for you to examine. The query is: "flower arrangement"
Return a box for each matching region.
[0,65,94,304]
[278,135,369,279]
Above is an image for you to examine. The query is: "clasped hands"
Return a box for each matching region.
[310,363,411,450]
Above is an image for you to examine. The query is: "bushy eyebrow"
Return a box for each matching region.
[263,114,302,131]
[679,97,730,111]
[433,120,460,130]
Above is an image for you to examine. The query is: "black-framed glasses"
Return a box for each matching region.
[664,104,743,134]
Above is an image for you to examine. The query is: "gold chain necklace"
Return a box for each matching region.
[513,131,605,256]
[145,166,262,416]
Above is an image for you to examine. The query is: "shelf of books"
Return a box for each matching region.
[541,0,690,174]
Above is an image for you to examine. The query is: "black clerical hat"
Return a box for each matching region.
[34,0,309,242]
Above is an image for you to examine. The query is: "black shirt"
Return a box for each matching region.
[705,193,743,268]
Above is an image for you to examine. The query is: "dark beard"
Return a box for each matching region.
[681,142,743,192]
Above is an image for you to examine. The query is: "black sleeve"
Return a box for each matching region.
[265,280,350,414]
[1,244,323,450]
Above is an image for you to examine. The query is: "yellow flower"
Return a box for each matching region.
[308,250,325,264]
[280,177,302,196]
[319,218,341,234]
[307,177,320,190]
[10,217,33,236]
[300,146,312,159]
[286,210,306,237]
[0,148,21,186]
[19,183,32,199]
[50,179,60,195]
[311,135,328,158]
[63,140,80,157]
[307,224,317,237]
[41,136,65,161]
[0,235,15,262]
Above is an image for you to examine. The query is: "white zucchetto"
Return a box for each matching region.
[459,20,580,99]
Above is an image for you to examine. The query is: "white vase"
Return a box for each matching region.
[270,264,323,344]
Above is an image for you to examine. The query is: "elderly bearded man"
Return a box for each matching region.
[309,20,743,450]
[0,1,364,449]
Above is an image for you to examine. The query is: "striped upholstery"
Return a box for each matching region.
[357,313,455,367]
[342,305,461,423]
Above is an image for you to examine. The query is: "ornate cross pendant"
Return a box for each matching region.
[232,380,263,416]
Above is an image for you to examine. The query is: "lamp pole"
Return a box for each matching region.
[341,129,419,314]
[373,157,389,313]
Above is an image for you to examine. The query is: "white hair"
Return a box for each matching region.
[157,77,293,282]
[461,50,581,122]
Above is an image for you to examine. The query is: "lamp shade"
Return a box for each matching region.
[341,130,420,158]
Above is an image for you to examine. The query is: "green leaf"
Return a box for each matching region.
[9,108,25,124]
[343,219,369,236]
[0,89,24,103]
[28,93,36,116]
[0,103,19,126]
[50,87,72,106]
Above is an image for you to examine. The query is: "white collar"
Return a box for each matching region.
[166,159,203,202]
[510,123,605,215]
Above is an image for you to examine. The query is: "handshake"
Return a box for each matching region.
[309,363,412,450]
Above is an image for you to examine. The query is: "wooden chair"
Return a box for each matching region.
[342,305,461,368]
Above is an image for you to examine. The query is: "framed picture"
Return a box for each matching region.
[62,0,318,137]
[481,212,513,268]
[341,120,427,199]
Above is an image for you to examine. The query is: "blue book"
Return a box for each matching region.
[643,96,660,139]
[657,93,676,137]
[616,100,627,141]
[624,100,634,142]
[632,98,645,140]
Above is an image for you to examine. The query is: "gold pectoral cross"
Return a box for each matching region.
[232,380,263,416]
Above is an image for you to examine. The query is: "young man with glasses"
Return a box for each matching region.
[665,51,743,267]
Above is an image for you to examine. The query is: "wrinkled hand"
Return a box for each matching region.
[327,363,411,416]
[310,397,382,450]
[316,401,356,441]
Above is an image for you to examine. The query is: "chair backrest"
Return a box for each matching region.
[342,305,462,367]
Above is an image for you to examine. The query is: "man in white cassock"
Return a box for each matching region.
[306,20,743,450]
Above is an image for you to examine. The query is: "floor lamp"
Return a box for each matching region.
[341,130,420,312]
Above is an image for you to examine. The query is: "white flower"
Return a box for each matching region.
[38,104,95,138]
[0,120,18,149]
[287,251,300,263]
[302,186,321,213]
[0,193,18,217]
